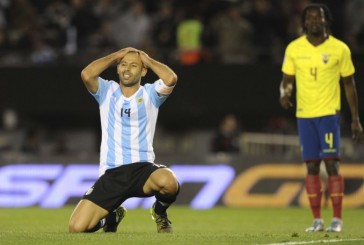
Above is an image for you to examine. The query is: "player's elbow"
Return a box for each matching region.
[165,73,178,87]
[81,68,98,93]
[81,68,92,84]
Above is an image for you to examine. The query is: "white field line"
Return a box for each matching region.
[260,238,364,245]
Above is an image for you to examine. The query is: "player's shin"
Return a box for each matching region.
[328,175,344,219]
[306,174,322,219]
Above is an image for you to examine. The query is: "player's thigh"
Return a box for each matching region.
[318,115,340,158]
[69,199,108,232]
[297,118,321,160]
[143,167,178,194]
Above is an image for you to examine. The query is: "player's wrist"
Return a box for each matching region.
[280,84,292,98]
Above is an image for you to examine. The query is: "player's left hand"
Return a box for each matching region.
[351,121,363,143]
[139,51,151,68]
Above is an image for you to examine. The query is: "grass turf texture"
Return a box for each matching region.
[1,206,363,245]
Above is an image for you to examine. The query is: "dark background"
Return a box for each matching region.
[1,60,363,133]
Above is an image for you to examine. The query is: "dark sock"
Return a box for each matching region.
[84,218,105,233]
[154,199,171,215]
[154,183,180,215]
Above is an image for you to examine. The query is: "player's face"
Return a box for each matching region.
[117,52,146,87]
[304,8,326,37]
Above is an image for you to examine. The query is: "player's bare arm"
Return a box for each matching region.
[139,51,178,87]
[81,47,138,93]
[279,74,295,109]
[342,76,363,143]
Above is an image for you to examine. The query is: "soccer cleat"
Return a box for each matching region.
[326,218,342,232]
[103,206,127,232]
[305,218,324,232]
[150,203,173,233]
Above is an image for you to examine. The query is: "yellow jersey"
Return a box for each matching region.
[282,35,355,118]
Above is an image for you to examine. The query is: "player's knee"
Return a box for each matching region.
[159,171,179,194]
[167,178,179,195]
[324,160,340,176]
[305,161,320,175]
[68,219,86,233]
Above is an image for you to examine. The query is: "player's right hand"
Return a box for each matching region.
[116,47,139,62]
[279,96,293,109]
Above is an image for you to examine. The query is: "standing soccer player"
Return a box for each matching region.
[279,4,363,232]
[69,47,180,234]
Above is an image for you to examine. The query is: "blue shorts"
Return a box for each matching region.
[297,115,341,161]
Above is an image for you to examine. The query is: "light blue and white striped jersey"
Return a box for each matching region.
[91,77,172,176]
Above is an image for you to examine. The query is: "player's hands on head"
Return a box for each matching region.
[123,47,139,53]
[138,51,151,68]
[116,47,139,63]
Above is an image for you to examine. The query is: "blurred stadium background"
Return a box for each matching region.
[0,0,364,209]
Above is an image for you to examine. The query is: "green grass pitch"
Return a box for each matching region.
[1,206,363,245]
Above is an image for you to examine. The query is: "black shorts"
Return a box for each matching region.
[83,162,166,212]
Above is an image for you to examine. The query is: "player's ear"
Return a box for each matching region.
[141,67,147,77]
[116,63,120,74]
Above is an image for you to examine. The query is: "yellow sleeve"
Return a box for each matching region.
[281,44,295,75]
[340,43,355,77]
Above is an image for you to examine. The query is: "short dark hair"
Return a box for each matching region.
[301,4,333,33]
